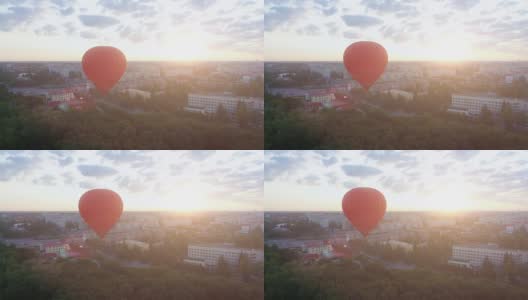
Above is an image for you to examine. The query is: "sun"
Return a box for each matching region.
[423,34,473,61]
[127,31,210,61]
[428,185,472,212]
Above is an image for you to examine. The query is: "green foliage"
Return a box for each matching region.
[215,104,230,122]
[235,227,264,249]
[237,101,250,128]
[0,244,57,299]
[265,246,528,300]
[265,94,528,149]
[0,97,262,149]
[217,256,230,276]
[265,219,325,239]
[0,242,262,300]
[0,218,63,238]
[0,99,58,149]
[481,256,496,279]
[498,226,528,250]
[265,95,323,149]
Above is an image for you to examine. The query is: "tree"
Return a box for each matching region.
[239,253,250,282]
[65,221,79,231]
[481,256,495,279]
[215,104,229,122]
[501,102,514,129]
[480,105,493,125]
[236,101,250,128]
[216,255,230,276]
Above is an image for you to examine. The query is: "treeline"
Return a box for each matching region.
[264,219,325,239]
[265,94,528,149]
[499,226,528,250]
[265,245,528,300]
[0,218,63,238]
[0,89,57,149]
[0,244,57,299]
[0,93,263,149]
[0,243,263,300]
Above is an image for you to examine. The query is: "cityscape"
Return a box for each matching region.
[0,61,264,149]
[0,150,264,300]
[3,0,528,299]
[264,150,528,299]
[265,61,528,149]
[264,0,528,150]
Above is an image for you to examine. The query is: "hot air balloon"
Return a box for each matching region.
[343,41,388,90]
[82,46,127,95]
[79,189,123,238]
[342,187,386,237]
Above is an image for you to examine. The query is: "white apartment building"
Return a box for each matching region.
[302,241,333,256]
[449,244,528,268]
[43,242,71,258]
[186,243,263,269]
[448,94,528,116]
[186,93,264,115]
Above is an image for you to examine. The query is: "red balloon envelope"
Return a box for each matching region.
[342,187,386,237]
[82,46,127,94]
[343,41,388,90]
[79,189,123,238]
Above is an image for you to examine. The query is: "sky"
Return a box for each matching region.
[265,0,528,61]
[0,0,263,61]
[0,150,263,211]
[265,150,528,212]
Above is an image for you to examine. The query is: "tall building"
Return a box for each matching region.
[448,244,528,268]
[185,243,263,270]
[448,93,528,116]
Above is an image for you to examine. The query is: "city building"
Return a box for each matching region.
[448,244,528,268]
[302,241,333,257]
[185,93,264,116]
[47,89,75,103]
[382,240,414,253]
[43,241,71,258]
[120,240,150,251]
[123,89,151,100]
[389,89,414,101]
[185,243,263,270]
[448,93,528,116]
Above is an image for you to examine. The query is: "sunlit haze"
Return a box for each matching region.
[265,151,528,212]
[265,0,528,61]
[0,151,263,211]
[0,0,263,61]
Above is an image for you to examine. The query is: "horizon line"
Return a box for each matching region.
[264,210,528,213]
[0,60,264,63]
[0,210,265,213]
[265,60,528,63]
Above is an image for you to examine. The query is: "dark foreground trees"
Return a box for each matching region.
[265,246,528,300]
[265,95,528,149]
[0,244,263,300]
[0,97,263,149]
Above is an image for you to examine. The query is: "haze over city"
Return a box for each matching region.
[0,150,263,211]
[264,150,528,212]
[0,0,263,61]
[265,0,528,61]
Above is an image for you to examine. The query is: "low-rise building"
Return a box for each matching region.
[43,241,71,258]
[448,93,528,116]
[185,93,263,116]
[185,243,263,270]
[120,240,150,251]
[449,244,528,268]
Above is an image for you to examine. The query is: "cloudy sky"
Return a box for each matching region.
[0,151,263,211]
[265,0,528,61]
[265,151,528,212]
[0,0,263,61]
